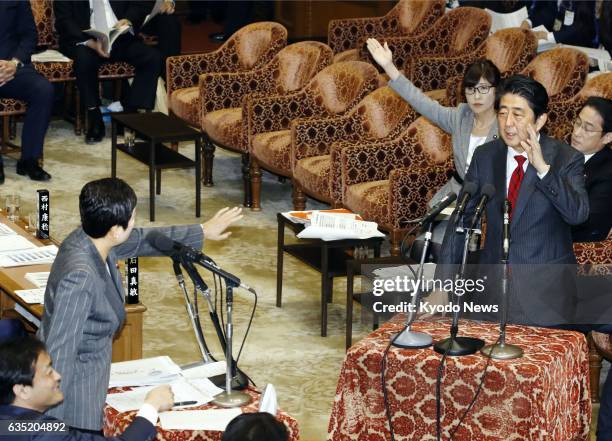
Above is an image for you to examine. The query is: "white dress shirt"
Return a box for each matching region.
[89,0,118,30]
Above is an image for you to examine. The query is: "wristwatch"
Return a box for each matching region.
[10,58,24,70]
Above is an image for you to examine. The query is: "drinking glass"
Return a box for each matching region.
[5,195,20,222]
[28,212,38,235]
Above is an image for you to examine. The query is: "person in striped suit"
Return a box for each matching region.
[37,178,242,432]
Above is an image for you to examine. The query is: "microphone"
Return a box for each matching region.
[418,192,457,226]
[468,184,495,231]
[502,199,511,260]
[454,181,478,231]
[147,231,252,292]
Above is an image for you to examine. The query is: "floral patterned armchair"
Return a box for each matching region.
[167,22,288,129]
[199,41,333,206]
[328,0,445,63]
[340,117,454,255]
[246,61,380,210]
[291,86,417,210]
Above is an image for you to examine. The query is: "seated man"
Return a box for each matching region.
[0,0,53,182]
[140,0,181,80]
[570,96,612,242]
[54,0,162,144]
[0,335,173,440]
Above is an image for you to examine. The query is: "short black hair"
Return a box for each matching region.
[0,336,46,405]
[583,96,612,133]
[79,178,137,238]
[222,413,288,441]
[462,59,501,89]
[495,74,549,119]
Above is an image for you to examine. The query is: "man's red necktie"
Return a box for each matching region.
[507,155,526,220]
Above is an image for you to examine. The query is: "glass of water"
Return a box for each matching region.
[5,195,20,222]
[28,212,38,235]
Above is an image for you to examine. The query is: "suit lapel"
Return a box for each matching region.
[512,135,557,224]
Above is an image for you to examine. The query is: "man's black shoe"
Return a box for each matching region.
[86,108,105,144]
[0,162,5,185]
[17,160,51,181]
[209,32,227,42]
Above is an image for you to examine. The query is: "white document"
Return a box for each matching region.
[106,378,218,413]
[109,356,182,388]
[143,0,164,27]
[83,24,130,54]
[485,7,528,33]
[0,223,17,236]
[14,304,40,327]
[533,25,557,52]
[159,408,242,431]
[181,361,227,380]
[25,272,50,288]
[0,235,37,253]
[259,384,278,415]
[14,288,45,304]
[0,245,58,268]
[559,44,611,65]
[297,211,385,241]
[31,49,72,63]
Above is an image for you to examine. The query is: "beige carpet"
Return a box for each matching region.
[4,120,600,440]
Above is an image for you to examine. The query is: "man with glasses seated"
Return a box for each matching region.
[570,97,612,242]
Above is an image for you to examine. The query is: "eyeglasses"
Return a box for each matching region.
[465,85,492,95]
[573,118,603,134]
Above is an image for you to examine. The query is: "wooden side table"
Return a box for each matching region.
[111,112,202,221]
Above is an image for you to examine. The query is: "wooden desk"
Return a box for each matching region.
[0,216,146,362]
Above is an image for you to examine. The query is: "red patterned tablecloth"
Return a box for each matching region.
[328,317,591,441]
[104,387,300,440]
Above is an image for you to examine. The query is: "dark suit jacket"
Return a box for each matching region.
[529,0,597,48]
[38,225,203,430]
[0,1,37,63]
[0,404,155,441]
[53,1,149,52]
[438,135,589,325]
[572,148,612,242]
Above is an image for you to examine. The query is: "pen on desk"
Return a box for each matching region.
[173,401,197,406]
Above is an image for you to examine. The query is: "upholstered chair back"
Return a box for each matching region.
[396,0,447,34]
[444,7,492,55]
[485,28,538,74]
[521,48,589,102]
[354,87,415,139]
[30,0,58,48]
[274,42,334,94]
[230,22,287,69]
[307,61,380,115]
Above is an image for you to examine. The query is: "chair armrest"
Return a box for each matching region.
[328,15,399,53]
[408,50,482,91]
[388,162,454,228]
[166,50,237,96]
[199,68,275,115]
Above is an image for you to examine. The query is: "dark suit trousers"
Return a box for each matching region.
[141,14,181,79]
[0,65,53,161]
[61,34,161,110]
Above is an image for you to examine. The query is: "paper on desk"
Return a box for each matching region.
[0,235,37,253]
[109,356,182,387]
[181,361,227,380]
[0,223,17,236]
[159,408,242,431]
[14,304,40,327]
[259,384,278,415]
[14,288,45,304]
[485,6,528,33]
[281,209,362,225]
[0,245,58,268]
[25,272,50,288]
[297,211,384,241]
[105,378,219,413]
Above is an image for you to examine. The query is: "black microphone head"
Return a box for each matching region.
[146,231,175,254]
[462,181,478,196]
[482,184,496,198]
[442,192,458,204]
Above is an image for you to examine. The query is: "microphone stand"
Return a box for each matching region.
[433,224,485,356]
[481,203,523,359]
[180,258,249,390]
[172,260,213,363]
[392,221,434,349]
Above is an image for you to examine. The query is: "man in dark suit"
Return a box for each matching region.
[438,75,589,326]
[0,335,173,440]
[570,97,612,242]
[140,0,181,80]
[53,1,162,144]
[0,0,53,182]
[38,178,242,431]
[527,0,597,47]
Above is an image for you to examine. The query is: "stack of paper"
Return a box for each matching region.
[31,49,72,62]
[14,288,45,304]
[0,245,58,268]
[25,272,50,288]
[109,356,182,388]
[159,408,242,431]
[106,378,222,413]
[485,7,528,33]
[181,361,227,380]
[297,211,385,241]
[281,208,362,225]
[0,223,17,236]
